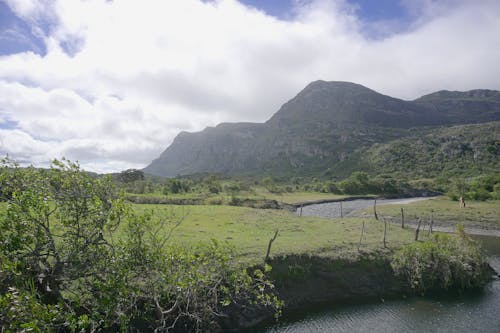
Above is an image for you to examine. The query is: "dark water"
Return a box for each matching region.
[251,236,500,333]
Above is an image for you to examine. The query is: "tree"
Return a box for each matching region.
[262,176,276,192]
[0,158,282,331]
[0,159,126,304]
[119,168,145,183]
[204,175,222,194]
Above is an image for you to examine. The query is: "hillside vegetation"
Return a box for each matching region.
[353,121,500,179]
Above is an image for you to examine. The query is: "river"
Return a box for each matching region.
[296,197,432,218]
[252,199,500,333]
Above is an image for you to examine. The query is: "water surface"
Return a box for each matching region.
[297,197,431,218]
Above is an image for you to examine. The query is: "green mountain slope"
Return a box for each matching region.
[356,122,500,179]
[144,81,500,178]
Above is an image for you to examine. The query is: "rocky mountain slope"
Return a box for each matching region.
[144,81,500,178]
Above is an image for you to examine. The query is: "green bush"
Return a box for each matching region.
[466,189,491,201]
[0,158,281,332]
[391,226,490,294]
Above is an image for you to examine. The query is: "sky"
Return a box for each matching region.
[0,0,499,173]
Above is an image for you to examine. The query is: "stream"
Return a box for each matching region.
[296,197,432,218]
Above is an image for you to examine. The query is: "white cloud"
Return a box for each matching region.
[0,0,499,173]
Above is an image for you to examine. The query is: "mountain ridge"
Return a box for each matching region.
[145,81,500,178]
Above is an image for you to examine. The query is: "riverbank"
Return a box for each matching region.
[242,234,500,333]
[221,252,406,331]
[225,246,497,332]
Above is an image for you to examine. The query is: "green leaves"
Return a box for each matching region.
[391,227,489,294]
[0,158,282,332]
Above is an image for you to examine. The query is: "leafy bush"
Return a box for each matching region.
[391,226,490,294]
[446,173,500,201]
[0,287,66,333]
[0,158,281,332]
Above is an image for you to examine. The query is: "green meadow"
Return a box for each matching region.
[128,204,416,264]
[0,200,416,265]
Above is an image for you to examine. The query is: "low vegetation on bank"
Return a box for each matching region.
[392,226,491,293]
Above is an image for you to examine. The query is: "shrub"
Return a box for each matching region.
[0,158,282,332]
[391,226,490,294]
[466,189,491,201]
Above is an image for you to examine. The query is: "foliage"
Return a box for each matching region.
[119,169,145,183]
[362,122,500,181]
[163,178,192,194]
[332,172,411,196]
[391,226,490,294]
[0,158,125,304]
[0,158,281,332]
[0,287,67,333]
[204,175,222,194]
[261,176,276,193]
[446,173,500,201]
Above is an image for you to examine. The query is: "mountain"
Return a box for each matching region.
[144,81,500,178]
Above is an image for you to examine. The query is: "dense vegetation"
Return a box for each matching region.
[391,226,490,294]
[0,159,281,332]
[362,122,499,180]
[112,169,419,207]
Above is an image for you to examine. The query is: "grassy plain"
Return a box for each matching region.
[358,197,500,229]
[129,204,415,264]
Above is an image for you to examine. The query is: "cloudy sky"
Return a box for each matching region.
[0,0,499,173]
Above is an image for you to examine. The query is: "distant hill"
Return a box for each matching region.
[144,81,500,178]
[339,121,500,179]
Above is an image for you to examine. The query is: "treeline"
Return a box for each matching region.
[113,169,417,198]
[251,172,418,197]
[0,159,281,332]
[108,169,500,205]
[113,170,250,196]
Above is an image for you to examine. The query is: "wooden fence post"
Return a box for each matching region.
[401,207,405,228]
[374,199,378,221]
[383,218,387,248]
[358,221,365,252]
[264,230,279,263]
[428,210,434,236]
[415,218,422,241]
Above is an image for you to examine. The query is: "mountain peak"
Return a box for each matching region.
[267,80,412,127]
[144,81,500,177]
[300,80,374,95]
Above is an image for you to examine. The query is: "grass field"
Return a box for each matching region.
[7,197,494,264]
[129,204,416,264]
[359,197,500,229]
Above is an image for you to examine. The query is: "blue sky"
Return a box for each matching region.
[0,0,51,56]
[241,0,409,22]
[1,0,412,57]
[0,0,499,172]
